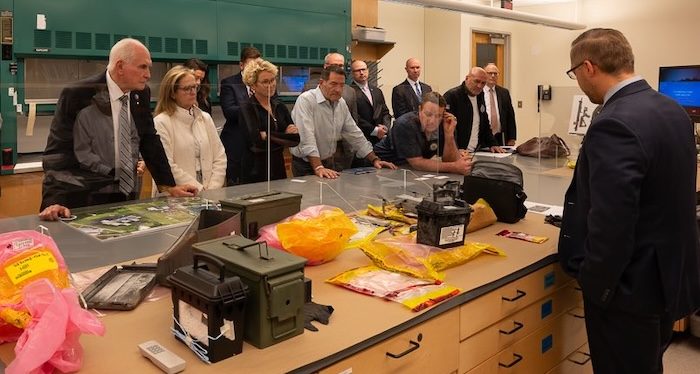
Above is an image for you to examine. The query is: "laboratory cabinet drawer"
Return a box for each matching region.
[319,308,460,374]
[460,264,571,340]
[465,307,587,374]
[546,343,592,374]
[459,282,581,373]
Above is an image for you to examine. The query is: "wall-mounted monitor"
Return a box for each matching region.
[658,65,700,122]
[278,66,319,96]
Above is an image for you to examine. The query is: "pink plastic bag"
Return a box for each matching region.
[257,205,357,265]
[258,205,340,249]
[6,279,105,374]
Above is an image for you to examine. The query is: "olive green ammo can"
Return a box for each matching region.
[193,235,307,349]
[219,191,302,239]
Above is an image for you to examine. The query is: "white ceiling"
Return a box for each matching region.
[460,0,576,6]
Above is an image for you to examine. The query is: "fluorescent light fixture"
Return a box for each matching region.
[388,0,586,30]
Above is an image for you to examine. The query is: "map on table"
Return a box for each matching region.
[66,197,220,240]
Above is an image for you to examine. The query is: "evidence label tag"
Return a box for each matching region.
[4,250,58,284]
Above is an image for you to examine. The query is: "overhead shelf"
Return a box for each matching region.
[351,39,395,61]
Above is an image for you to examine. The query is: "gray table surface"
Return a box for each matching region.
[0,155,572,272]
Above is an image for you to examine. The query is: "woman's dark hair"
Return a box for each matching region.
[183,58,211,112]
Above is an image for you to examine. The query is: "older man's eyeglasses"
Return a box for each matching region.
[177,84,200,93]
[566,61,585,79]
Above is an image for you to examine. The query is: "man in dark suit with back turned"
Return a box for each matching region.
[558,28,700,374]
[39,38,196,221]
[220,46,261,185]
[391,58,432,120]
[483,63,517,146]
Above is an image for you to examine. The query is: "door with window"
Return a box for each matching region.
[472,31,507,86]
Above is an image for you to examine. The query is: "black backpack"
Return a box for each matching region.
[461,161,527,223]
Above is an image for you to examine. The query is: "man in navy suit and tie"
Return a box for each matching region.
[220,46,261,185]
[349,60,391,145]
[558,28,700,374]
[391,58,432,120]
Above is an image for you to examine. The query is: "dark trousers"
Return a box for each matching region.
[583,297,674,374]
[493,132,508,146]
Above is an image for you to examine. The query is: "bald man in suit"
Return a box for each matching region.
[391,58,432,120]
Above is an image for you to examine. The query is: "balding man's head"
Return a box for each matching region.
[484,63,499,88]
[324,53,345,69]
[465,67,488,96]
[405,58,422,81]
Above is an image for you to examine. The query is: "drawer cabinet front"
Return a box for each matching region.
[546,343,591,374]
[319,308,460,374]
[465,309,587,374]
[459,282,581,373]
[460,264,571,340]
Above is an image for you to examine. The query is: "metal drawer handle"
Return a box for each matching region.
[502,289,527,302]
[567,351,591,365]
[567,307,585,319]
[386,339,421,359]
[498,353,523,368]
[499,321,524,335]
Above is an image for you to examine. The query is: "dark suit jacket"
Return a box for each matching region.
[219,73,250,184]
[391,79,432,120]
[558,80,700,319]
[350,81,392,144]
[443,83,498,150]
[491,85,517,145]
[41,72,175,210]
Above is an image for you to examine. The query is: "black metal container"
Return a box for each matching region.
[168,254,248,363]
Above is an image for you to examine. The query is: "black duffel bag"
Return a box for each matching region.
[461,161,527,223]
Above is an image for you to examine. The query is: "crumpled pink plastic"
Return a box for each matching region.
[6,279,105,374]
[257,205,357,265]
[257,205,340,251]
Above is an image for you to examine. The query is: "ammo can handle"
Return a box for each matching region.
[193,253,227,282]
[228,241,272,260]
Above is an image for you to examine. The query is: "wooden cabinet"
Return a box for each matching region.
[459,282,580,373]
[547,344,592,374]
[465,310,587,373]
[350,0,394,60]
[319,308,460,374]
[459,264,569,340]
[458,264,586,373]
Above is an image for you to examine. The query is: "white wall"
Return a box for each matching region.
[377,0,700,142]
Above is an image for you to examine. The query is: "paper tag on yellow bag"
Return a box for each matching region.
[4,250,59,285]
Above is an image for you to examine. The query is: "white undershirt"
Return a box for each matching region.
[467,95,480,152]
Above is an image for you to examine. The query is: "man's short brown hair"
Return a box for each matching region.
[240,46,261,62]
[570,28,634,75]
[420,91,446,108]
[321,65,345,81]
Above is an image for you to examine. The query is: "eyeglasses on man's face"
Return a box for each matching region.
[486,71,499,76]
[177,84,200,93]
[566,61,585,79]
